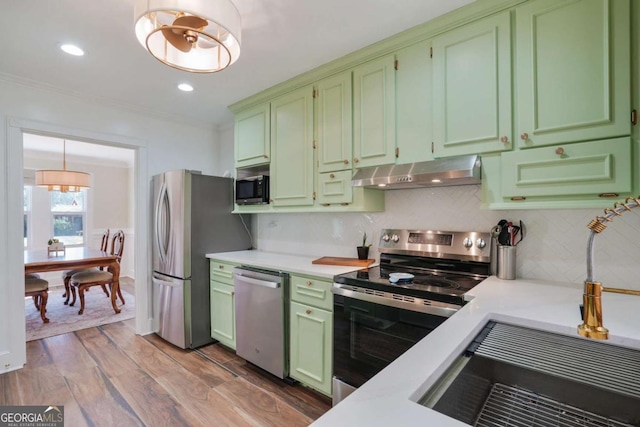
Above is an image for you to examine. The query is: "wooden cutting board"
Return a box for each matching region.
[312,256,375,267]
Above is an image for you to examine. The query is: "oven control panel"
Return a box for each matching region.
[379,229,491,262]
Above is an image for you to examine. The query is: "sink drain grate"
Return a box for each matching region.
[475,383,632,427]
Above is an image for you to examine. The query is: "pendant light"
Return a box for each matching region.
[134,0,241,73]
[35,140,91,193]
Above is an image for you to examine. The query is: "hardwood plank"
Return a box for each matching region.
[110,368,205,427]
[65,366,143,426]
[24,339,53,368]
[101,324,179,378]
[214,377,314,427]
[155,367,256,427]
[0,371,20,406]
[42,332,97,376]
[75,327,139,378]
[20,384,88,427]
[144,334,237,387]
[197,341,240,364]
[100,321,139,348]
[12,364,69,403]
[222,357,331,420]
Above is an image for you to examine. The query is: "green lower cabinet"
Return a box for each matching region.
[210,281,236,349]
[289,301,333,396]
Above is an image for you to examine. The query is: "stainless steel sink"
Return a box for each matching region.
[420,322,640,426]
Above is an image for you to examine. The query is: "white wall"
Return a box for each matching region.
[0,77,224,373]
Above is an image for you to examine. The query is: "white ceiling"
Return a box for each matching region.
[0,0,474,128]
[23,134,135,167]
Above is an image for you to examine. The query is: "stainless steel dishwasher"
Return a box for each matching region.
[234,266,290,380]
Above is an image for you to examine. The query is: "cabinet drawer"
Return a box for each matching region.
[501,137,632,199]
[317,171,353,205]
[209,259,239,285]
[290,275,333,311]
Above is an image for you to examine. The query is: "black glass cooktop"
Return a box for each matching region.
[333,254,490,305]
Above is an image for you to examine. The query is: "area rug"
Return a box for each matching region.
[25,286,135,342]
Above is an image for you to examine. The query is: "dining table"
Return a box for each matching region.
[24,247,121,314]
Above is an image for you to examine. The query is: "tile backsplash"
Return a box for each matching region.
[255,185,640,290]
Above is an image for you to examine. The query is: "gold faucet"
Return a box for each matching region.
[579,197,640,339]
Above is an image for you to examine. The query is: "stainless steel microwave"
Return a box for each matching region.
[235,175,269,205]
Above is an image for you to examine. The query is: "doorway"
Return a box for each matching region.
[23,133,137,339]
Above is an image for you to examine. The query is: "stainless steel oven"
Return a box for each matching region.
[331,229,492,405]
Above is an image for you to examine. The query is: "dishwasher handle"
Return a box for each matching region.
[235,273,280,289]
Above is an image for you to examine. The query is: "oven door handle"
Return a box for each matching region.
[331,283,460,318]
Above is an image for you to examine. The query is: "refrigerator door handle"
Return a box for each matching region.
[152,272,181,286]
[155,182,170,265]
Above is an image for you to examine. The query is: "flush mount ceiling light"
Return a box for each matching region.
[36,140,91,193]
[134,0,241,73]
[178,83,194,92]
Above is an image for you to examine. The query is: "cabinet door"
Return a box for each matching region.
[289,301,332,396]
[316,171,353,206]
[210,281,236,349]
[353,54,396,168]
[515,0,630,148]
[316,72,353,173]
[501,137,632,199]
[432,12,512,156]
[234,103,271,168]
[396,40,434,164]
[270,85,315,206]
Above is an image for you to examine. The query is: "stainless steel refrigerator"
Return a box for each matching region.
[152,170,251,349]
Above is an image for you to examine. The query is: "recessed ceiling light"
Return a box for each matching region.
[178,83,194,92]
[60,44,85,56]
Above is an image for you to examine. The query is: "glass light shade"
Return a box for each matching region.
[134,0,241,73]
[35,170,91,193]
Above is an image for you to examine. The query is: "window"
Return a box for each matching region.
[23,186,31,248]
[51,191,86,246]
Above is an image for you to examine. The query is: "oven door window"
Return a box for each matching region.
[333,294,447,389]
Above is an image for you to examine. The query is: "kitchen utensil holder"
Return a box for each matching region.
[497,245,516,280]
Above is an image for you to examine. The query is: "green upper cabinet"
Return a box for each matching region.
[432,12,512,157]
[234,103,271,168]
[316,170,353,206]
[353,54,396,168]
[315,71,353,173]
[500,137,632,200]
[270,85,315,207]
[515,0,631,148]
[395,40,434,164]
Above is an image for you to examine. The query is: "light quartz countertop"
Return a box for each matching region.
[311,276,640,427]
[205,250,370,279]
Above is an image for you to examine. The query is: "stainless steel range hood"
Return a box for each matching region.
[351,155,481,189]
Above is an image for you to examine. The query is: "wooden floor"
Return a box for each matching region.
[0,320,331,426]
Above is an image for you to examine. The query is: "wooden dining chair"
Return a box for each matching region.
[62,229,109,305]
[26,276,49,323]
[70,230,125,315]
